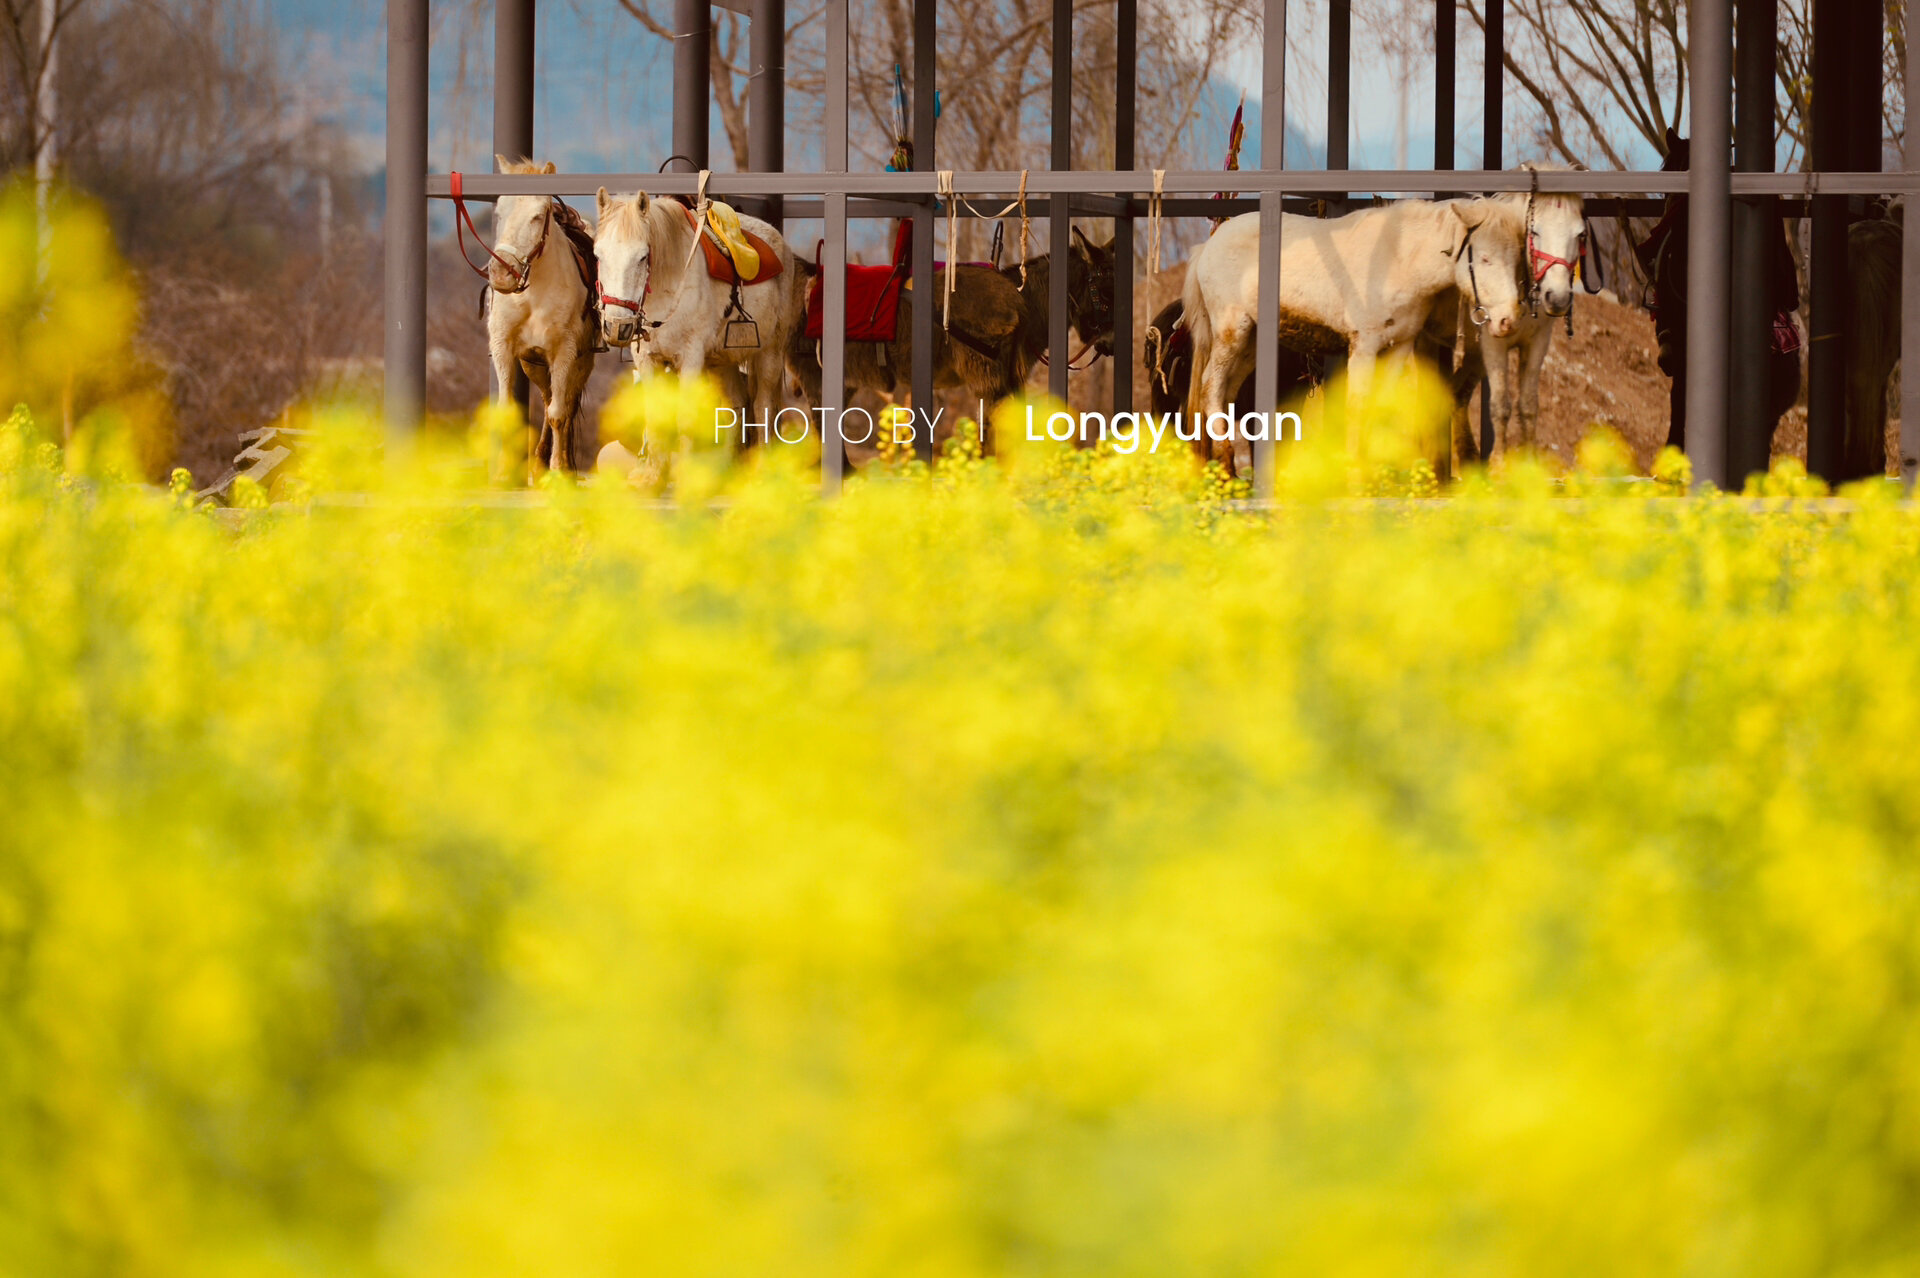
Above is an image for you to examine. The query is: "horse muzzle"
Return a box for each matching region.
[602,313,639,348]
[488,259,531,294]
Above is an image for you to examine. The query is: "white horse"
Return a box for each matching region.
[485,158,599,473]
[1183,198,1529,469]
[593,188,800,441]
[1452,163,1589,463]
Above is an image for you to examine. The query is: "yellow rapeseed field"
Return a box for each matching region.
[4,184,1919,1278]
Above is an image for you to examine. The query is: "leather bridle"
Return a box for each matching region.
[452,171,556,294]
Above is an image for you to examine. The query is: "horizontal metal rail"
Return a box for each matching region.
[427,168,1912,200]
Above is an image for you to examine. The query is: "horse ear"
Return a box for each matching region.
[634,191,651,213]
[597,186,612,221]
[541,161,557,175]
[495,153,512,174]
[1663,125,1680,153]
[1451,200,1493,230]
[1072,226,1092,254]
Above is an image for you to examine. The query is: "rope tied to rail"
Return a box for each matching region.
[1017,170,1030,291]
[1147,169,1166,287]
[938,170,958,330]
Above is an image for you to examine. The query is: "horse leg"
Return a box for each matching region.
[523,358,556,472]
[1513,329,1552,452]
[552,341,594,473]
[1480,335,1515,464]
[1190,315,1250,472]
[1345,337,1383,460]
[1450,326,1485,469]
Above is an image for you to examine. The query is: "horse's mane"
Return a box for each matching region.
[498,158,550,175]
[598,194,653,241]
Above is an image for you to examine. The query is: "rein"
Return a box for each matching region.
[452,170,554,293]
[1458,228,1491,328]
[1039,341,1100,371]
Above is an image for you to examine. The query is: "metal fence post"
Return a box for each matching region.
[750,0,785,227]
[1252,0,1287,499]
[673,0,710,171]
[1905,12,1920,485]
[1727,0,1775,488]
[911,0,937,461]
[384,0,428,439]
[1478,0,1502,459]
[821,0,848,493]
[1684,0,1731,490]
[493,0,535,418]
[1113,0,1136,415]
[1049,0,1072,404]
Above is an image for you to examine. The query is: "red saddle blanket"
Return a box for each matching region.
[674,201,784,287]
[803,263,908,343]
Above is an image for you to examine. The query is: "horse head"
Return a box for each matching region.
[594,187,657,348]
[489,156,559,295]
[1517,161,1587,318]
[1068,228,1118,356]
[1449,200,1527,339]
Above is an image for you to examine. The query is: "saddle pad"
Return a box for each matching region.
[552,202,601,323]
[804,264,907,343]
[677,202,784,286]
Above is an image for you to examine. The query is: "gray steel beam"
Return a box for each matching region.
[493,0,535,418]
[1684,0,1731,490]
[1113,0,1136,414]
[822,0,847,492]
[384,0,428,438]
[428,169,1909,199]
[749,0,785,226]
[1049,0,1072,403]
[673,0,710,171]
[1253,0,1286,498]
[911,0,936,461]
[1728,0,1775,487]
[1904,14,1920,485]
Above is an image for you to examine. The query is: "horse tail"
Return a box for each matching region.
[1180,264,1212,426]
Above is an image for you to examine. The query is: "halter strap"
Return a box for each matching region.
[451,170,555,293]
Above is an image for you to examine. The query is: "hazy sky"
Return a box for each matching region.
[266,0,1556,179]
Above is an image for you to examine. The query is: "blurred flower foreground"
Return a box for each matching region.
[4,189,1920,1278]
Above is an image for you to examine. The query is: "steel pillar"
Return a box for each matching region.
[1479,0,1502,458]
[1727,0,1775,486]
[1684,0,1731,489]
[1252,0,1287,498]
[1806,0,1846,479]
[821,0,848,492]
[1049,0,1072,402]
[384,0,428,438]
[493,0,535,417]
[1434,0,1454,172]
[1903,13,1920,484]
[673,0,710,171]
[911,0,936,460]
[749,0,785,226]
[1329,0,1350,193]
[1113,0,1136,414]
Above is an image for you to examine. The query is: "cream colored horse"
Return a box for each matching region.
[593,188,801,441]
[1183,198,1529,470]
[486,158,598,472]
[1452,163,1590,463]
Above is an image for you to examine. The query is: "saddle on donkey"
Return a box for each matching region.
[803,221,1017,358]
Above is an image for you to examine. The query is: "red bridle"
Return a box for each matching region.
[451,170,554,293]
[1528,228,1582,284]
